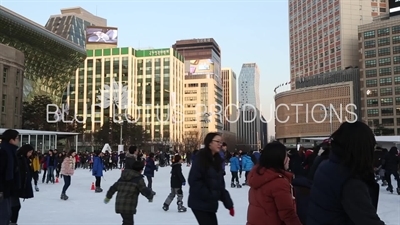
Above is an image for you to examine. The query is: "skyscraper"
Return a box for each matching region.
[289,0,384,89]
[45,7,107,47]
[221,68,237,133]
[173,38,223,138]
[238,63,260,110]
[237,63,263,150]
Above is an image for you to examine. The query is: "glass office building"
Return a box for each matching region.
[68,47,185,142]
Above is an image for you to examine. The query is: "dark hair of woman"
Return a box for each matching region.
[66,149,76,157]
[17,144,34,156]
[257,141,287,175]
[388,146,398,155]
[196,132,223,171]
[330,121,376,182]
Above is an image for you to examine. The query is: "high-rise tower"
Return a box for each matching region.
[45,7,107,47]
[221,68,237,133]
[288,0,385,89]
[238,63,260,110]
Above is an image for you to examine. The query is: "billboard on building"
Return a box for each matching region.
[188,59,215,75]
[389,0,400,16]
[86,26,118,44]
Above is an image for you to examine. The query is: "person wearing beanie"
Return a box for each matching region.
[92,150,105,193]
[104,160,154,225]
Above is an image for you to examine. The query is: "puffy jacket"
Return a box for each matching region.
[230,157,240,172]
[242,155,254,172]
[61,156,75,176]
[143,157,157,177]
[92,156,104,177]
[247,166,302,225]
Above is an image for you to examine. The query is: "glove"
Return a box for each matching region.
[182,182,186,186]
[229,208,235,217]
[104,198,110,204]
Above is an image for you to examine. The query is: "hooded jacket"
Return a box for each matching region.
[124,152,137,170]
[247,166,302,225]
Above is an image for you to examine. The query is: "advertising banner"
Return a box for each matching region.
[389,0,400,16]
[189,59,215,75]
[86,26,118,44]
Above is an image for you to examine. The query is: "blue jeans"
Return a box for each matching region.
[62,176,71,194]
[0,197,11,225]
[47,166,55,183]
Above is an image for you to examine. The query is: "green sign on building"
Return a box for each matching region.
[136,48,171,57]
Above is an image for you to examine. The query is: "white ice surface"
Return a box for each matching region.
[18,165,400,225]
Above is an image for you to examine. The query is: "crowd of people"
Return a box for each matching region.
[0,121,397,224]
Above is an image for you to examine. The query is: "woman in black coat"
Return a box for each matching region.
[188,132,234,225]
[10,144,34,224]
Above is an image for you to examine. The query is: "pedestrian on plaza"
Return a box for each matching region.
[0,129,20,225]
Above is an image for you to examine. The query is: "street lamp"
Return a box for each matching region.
[115,113,133,145]
[320,106,333,134]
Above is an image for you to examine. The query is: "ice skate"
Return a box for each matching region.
[152,191,156,196]
[178,205,187,212]
[35,185,39,192]
[387,187,393,193]
[61,193,69,200]
[397,188,400,195]
[95,187,103,193]
[162,203,169,211]
[242,182,248,186]
[381,180,388,186]
[236,182,242,188]
[231,182,236,188]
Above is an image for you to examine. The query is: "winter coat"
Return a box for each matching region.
[307,153,329,181]
[253,151,260,163]
[60,156,75,176]
[292,175,313,225]
[229,157,240,172]
[124,152,137,170]
[307,151,384,225]
[31,156,40,172]
[247,167,302,225]
[0,142,19,198]
[219,150,226,171]
[92,156,104,177]
[188,149,233,213]
[106,169,153,214]
[15,152,34,199]
[170,162,185,188]
[242,155,254,172]
[143,157,157,177]
[382,148,399,172]
[46,155,57,167]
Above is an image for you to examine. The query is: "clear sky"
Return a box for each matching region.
[1,0,291,138]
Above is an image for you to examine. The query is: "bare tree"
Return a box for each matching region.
[183,130,203,151]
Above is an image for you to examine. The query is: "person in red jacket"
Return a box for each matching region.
[247,141,302,225]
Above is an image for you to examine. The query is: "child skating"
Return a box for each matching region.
[229,152,242,188]
[104,160,154,225]
[92,150,105,193]
[162,155,187,212]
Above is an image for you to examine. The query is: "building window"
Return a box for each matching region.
[367,99,379,107]
[364,40,376,48]
[365,59,377,68]
[380,8,386,12]
[382,119,394,126]
[1,94,5,112]
[365,50,376,58]
[395,76,400,84]
[379,67,391,76]
[378,37,390,46]
[394,46,400,54]
[14,97,18,114]
[380,77,392,86]
[380,87,392,96]
[367,109,379,116]
[395,66,400,74]
[396,97,400,105]
[381,108,394,116]
[16,70,20,85]
[367,89,378,97]
[394,56,400,64]
[393,35,400,44]
[396,87,400,95]
[378,47,391,56]
[366,69,377,78]
[381,97,393,106]
[366,79,378,87]
[364,30,375,39]
[377,28,390,37]
[393,25,400,34]
[378,57,391,66]
[3,68,8,83]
